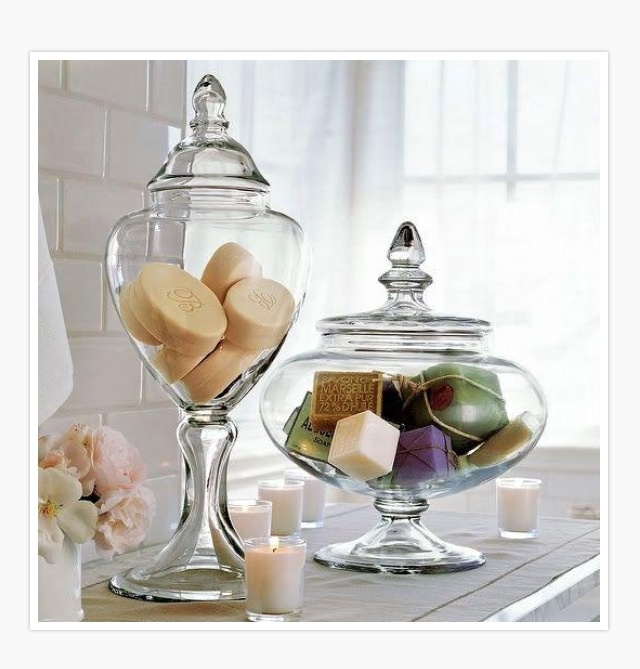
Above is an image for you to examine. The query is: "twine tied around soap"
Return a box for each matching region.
[387,373,506,443]
[397,441,459,474]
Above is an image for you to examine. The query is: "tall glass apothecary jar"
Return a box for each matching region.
[104,75,310,601]
[260,222,547,574]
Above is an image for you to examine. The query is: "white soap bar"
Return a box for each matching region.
[201,242,263,302]
[223,277,295,351]
[119,282,161,346]
[328,411,400,481]
[130,263,227,356]
[152,346,205,384]
[181,339,258,403]
[468,411,540,467]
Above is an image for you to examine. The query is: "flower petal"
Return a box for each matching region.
[81,471,96,498]
[57,501,98,544]
[38,515,64,564]
[38,434,60,461]
[95,489,126,515]
[38,467,81,506]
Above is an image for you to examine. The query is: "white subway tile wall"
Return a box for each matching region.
[67,60,148,112]
[39,92,106,176]
[62,179,143,255]
[38,59,600,564]
[107,110,182,185]
[38,60,186,561]
[38,60,62,90]
[65,337,143,411]
[150,61,188,121]
[53,258,104,332]
[38,173,59,251]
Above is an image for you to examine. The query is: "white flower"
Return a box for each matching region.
[38,467,98,564]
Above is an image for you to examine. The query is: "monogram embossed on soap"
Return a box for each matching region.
[223,277,295,351]
[129,263,227,356]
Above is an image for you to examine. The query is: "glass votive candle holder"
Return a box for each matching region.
[496,477,542,539]
[228,499,273,542]
[284,468,328,528]
[258,479,304,536]
[244,536,307,622]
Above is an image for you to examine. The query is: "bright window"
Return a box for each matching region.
[402,60,600,448]
[186,58,602,492]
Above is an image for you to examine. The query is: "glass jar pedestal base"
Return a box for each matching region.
[313,499,485,574]
[109,413,246,602]
[109,561,245,602]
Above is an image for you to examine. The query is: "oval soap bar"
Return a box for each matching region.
[152,346,206,385]
[119,282,162,346]
[201,242,263,302]
[181,340,258,403]
[223,277,295,351]
[130,263,227,356]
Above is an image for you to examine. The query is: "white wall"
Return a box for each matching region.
[38,60,187,559]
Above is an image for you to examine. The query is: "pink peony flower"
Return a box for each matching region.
[93,487,156,558]
[91,426,148,497]
[39,434,95,497]
[38,422,154,560]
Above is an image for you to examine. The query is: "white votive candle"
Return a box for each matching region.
[284,468,328,528]
[244,536,306,622]
[228,499,272,542]
[258,479,304,536]
[496,477,542,539]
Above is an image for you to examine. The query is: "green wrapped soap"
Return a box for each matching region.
[283,405,300,434]
[406,362,509,455]
[284,391,334,463]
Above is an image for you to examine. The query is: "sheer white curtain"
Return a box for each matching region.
[186,58,601,493]
[401,60,600,450]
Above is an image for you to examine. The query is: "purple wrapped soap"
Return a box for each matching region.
[391,425,457,485]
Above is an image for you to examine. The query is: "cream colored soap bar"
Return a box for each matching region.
[468,411,540,468]
[119,282,162,346]
[181,340,258,403]
[201,242,263,302]
[328,411,400,481]
[223,277,295,351]
[152,346,205,384]
[129,263,227,357]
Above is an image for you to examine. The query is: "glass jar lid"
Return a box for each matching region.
[317,222,491,351]
[148,74,269,193]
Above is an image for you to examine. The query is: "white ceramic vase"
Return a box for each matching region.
[38,536,83,622]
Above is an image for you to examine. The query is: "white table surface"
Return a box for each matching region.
[80,503,600,625]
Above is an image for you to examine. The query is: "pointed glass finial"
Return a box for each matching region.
[387,222,426,267]
[147,73,269,191]
[378,221,433,294]
[190,74,229,133]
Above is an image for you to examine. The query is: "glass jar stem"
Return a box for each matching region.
[109,412,246,601]
[314,496,485,573]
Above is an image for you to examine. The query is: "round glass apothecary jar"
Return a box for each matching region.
[260,222,546,574]
[104,74,310,601]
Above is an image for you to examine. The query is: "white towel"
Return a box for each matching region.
[38,203,73,425]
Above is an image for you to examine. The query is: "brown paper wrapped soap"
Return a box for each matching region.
[310,371,383,432]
